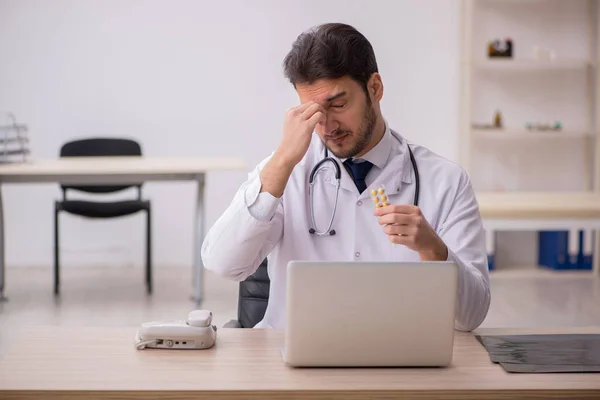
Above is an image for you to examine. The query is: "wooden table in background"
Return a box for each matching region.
[0,156,245,302]
[0,326,599,399]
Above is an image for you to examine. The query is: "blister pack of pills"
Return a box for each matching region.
[370,184,389,208]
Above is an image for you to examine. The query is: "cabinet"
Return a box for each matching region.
[459,0,600,270]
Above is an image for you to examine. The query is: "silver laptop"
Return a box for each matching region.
[282,261,458,367]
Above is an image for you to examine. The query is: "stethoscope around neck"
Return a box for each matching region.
[308,135,420,236]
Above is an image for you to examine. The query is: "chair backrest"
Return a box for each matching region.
[60,137,142,194]
[237,258,270,328]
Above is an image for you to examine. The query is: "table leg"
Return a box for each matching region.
[0,185,6,301]
[192,174,205,304]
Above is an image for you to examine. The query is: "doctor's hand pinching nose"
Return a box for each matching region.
[276,101,328,165]
[260,101,327,199]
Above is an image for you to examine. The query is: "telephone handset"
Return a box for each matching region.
[135,309,217,350]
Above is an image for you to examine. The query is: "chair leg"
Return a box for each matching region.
[146,206,152,295]
[54,205,60,295]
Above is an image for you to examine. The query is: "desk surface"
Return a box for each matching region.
[477,191,600,219]
[0,156,246,183]
[0,327,599,399]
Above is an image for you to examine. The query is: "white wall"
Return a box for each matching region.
[0,0,461,268]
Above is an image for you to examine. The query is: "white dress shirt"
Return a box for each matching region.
[201,122,491,331]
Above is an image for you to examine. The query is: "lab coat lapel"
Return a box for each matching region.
[339,162,360,194]
[325,154,412,198]
[324,132,414,197]
[324,158,361,194]
[360,144,413,201]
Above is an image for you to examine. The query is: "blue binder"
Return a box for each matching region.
[488,254,495,270]
[538,231,569,269]
[538,230,592,270]
[578,231,593,270]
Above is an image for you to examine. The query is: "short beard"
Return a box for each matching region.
[327,101,377,159]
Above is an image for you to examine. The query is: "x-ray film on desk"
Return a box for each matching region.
[476,334,600,373]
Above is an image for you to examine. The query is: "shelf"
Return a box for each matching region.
[0,137,28,144]
[460,0,600,274]
[0,124,27,133]
[471,128,593,139]
[470,58,594,71]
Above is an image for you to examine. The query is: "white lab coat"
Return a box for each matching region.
[201,126,490,332]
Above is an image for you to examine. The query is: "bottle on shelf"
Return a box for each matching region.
[494,110,503,129]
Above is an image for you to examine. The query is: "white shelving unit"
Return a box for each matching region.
[459,0,600,270]
[472,58,594,71]
[471,128,592,140]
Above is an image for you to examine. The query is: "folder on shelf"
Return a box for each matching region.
[487,254,495,270]
[538,231,570,269]
[538,230,592,270]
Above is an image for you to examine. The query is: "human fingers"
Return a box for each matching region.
[301,102,327,120]
[387,233,418,246]
[383,224,417,236]
[377,213,416,226]
[292,101,316,114]
[374,204,420,217]
[307,110,326,127]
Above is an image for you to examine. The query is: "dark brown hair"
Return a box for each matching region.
[282,23,378,95]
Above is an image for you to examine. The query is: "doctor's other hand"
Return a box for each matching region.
[374,204,448,262]
[274,101,327,167]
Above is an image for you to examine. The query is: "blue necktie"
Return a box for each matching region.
[343,159,373,194]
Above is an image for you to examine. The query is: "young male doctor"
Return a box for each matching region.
[201,23,490,332]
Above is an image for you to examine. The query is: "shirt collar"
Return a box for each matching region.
[340,120,394,169]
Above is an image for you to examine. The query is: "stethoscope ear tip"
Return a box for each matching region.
[309,228,316,234]
[329,230,336,236]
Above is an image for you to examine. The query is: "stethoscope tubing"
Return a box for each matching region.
[308,133,419,236]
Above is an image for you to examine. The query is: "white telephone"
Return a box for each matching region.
[134,310,217,350]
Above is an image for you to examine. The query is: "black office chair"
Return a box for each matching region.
[54,138,152,295]
[224,258,270,328]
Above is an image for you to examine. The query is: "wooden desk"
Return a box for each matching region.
[0,156,245,302]
[476,191,600,274]
[0,326,599,399]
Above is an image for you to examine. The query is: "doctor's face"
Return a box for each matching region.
[296,76,379,159]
